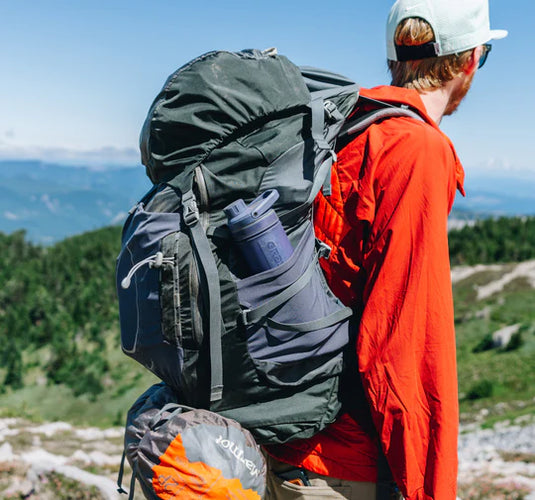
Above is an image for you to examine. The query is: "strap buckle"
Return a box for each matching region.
[316,239,332,259]
[239,309,251,327]
[182,192,200,226]
[324,100,345,124]
[324,100,338,119]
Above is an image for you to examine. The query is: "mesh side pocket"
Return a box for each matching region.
[236,223,351,387]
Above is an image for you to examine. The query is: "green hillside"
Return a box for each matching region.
[449,216,535,265]
[0,227,158,426]
[1,217,534,427]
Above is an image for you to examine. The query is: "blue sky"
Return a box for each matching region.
[1,0,533,179]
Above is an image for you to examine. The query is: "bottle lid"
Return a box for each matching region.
[224,189,279,227]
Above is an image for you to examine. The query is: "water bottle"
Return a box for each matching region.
[224,189,293,274]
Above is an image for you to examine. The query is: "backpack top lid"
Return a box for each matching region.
[139,49,311,191]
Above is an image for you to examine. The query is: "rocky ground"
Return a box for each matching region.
[0,418,129,500]
[457,414,535,499]
[1,414,535,499]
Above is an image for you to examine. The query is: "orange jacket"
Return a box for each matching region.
[266,86,464,500]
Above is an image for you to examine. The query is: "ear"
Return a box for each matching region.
[464,45,483,75]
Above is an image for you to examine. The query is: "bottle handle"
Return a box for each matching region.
[247,189,279,219]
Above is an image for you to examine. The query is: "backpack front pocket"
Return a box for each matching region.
[236,222,352,388]
[116,204,187,390]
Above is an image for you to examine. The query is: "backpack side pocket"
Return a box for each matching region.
[236,222,352,388]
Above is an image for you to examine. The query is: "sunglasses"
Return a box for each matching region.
[478,43,492,69]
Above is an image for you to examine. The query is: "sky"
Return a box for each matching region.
[1,0,533,180]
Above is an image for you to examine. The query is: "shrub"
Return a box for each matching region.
[466,380,494,400]
[504,332,524,352]
[472,333,495,353]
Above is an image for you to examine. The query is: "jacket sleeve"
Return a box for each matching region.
[354,121,459,500]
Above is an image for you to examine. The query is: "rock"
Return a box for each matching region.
[0,442,15,461]
[492,323,521,348]
[3,478,34,498]
[28,422,73,437]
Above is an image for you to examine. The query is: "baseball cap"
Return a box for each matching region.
[386,0,508,61]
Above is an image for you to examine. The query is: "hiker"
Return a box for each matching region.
[263,1,507,499]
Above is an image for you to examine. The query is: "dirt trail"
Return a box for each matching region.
[451,260,535,299]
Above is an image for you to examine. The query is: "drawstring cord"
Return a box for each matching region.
[121,251,174,289]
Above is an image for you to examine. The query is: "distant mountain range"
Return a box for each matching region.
[1,160,534,244]
[454,171,535,216]
[0,160,151,243]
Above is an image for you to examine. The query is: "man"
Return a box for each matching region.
[264,1,507,499]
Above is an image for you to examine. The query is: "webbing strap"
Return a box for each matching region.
[126,468,136,500]
[282,85,363,222]
[266,305,352,333]
[322,162,332,197]
[309,97,330,152]
[308,94,340,197]
[128,462,139,500]
[241,256,317,325]
[308,81,360,101]
[396,42,440,61]
[116,449,137,499]
[116,449,128,495]
[182,190,223,402]
[147,402,198,430]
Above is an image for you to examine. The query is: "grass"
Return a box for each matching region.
[0,356,158,428]
[462,402,535,430]
[1,260,534,500]
[453,267,513,320]
[1,326,160,428]
[499,450,535,463]
[454,264,535,424]
[0,462,29,498]
[40,472,104,500]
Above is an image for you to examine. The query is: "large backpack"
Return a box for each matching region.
[116,48,420,445]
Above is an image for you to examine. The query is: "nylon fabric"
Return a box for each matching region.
[152,434,261,500]
[140,50,311,192]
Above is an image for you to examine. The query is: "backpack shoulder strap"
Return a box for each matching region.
[341,95,425,138]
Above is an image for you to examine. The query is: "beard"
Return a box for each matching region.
[444,72,475,116]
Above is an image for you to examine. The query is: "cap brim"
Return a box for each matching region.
[490,29,508,40]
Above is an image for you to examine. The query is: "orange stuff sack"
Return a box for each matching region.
[119,383,266,499]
